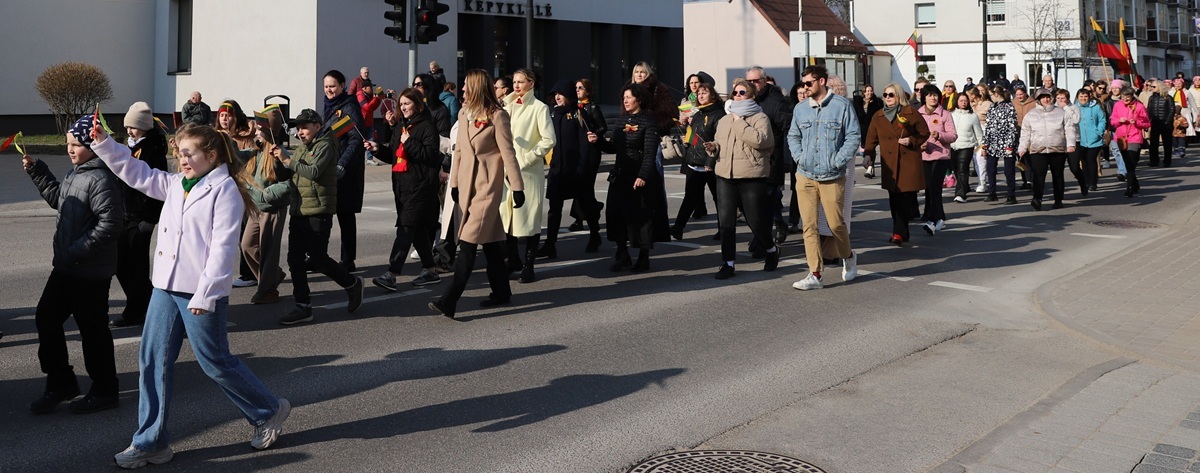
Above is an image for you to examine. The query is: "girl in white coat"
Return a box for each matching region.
[92,123,290,469]
[502,68,556,283]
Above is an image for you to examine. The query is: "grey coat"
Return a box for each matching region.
[27,157,124,279]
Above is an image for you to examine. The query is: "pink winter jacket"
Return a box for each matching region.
[94,137,242,312]
[1110,99,1150,145]
[918,105,957,161]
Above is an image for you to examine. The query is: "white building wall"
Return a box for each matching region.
[1,0,157,116]
[683,0,796,93]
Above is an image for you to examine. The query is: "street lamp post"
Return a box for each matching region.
[980,0,989,83]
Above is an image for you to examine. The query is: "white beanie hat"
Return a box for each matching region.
[124,102,154,131]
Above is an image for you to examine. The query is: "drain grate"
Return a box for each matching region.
[1091,220,1163,229]
[628,450,827,473]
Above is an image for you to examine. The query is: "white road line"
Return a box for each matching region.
[1007,225,1033,229]
[538,257,606,271]
[928,281,993,292]
[854,245,901,254]
[664,241,704,249]
[857,209,885,213]
[954,218,990,225]
[856,269,914,282]
[361,206,392,212]
[318,288,432,310]
[1070,233,1127,239]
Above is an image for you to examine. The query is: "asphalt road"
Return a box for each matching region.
[1,153,1195,472]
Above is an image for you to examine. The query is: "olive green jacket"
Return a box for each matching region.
[288,131,340,216]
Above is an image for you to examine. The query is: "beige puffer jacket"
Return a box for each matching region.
[712,112,774,180]
[1018,104,1077,154]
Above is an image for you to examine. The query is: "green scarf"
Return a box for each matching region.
[181,176,201,193]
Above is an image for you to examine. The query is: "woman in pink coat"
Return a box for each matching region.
[917,84,957,235]
[92,123,290,468]
[1110,86,1151,197]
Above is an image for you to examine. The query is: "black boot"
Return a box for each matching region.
[609,245,631,272]
[519,236,538,283]
[585,232,602,253]
[631,248,650,272]
[535,241,557,259]
[505,235,521,274]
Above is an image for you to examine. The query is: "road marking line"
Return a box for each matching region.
[318,288,431,310]
[361,206,392,212]
[954,218,990,225]
[539,257,605,271]
[664,241,704,249]
[1070,233,1127,239]
[928,281,993,292]
[1007,225,1033,229]
[856,269,914,282]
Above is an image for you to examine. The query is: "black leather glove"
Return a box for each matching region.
[512,190,525,209]
[450,187,459,203]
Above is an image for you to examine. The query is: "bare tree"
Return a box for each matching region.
[1015,0,1077,83]
[825,0,851,27]
[35,62,113,135]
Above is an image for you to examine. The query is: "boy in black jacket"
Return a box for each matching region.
[22,115,124,414]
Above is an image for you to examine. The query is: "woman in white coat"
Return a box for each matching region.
[501,68,556,283]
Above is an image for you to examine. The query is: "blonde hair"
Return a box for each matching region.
[827,75,848,98]
[631,61,654,83]
[174,124,254,209]
[461,69,501,120]
[883,83,909,104]
[731,78,757,98]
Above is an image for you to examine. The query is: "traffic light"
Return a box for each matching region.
[414,0,450,44]
[384,0,408,43]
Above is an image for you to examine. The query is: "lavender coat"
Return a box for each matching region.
[93,137,242,312]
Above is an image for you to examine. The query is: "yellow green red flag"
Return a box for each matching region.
[95,103,113,134]
[1,132,25,154]
[330,114,353,138]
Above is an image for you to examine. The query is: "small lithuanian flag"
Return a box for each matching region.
[330,114,353,138]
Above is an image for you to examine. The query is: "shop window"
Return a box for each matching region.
[170,0,192,74]
[986,0,1006,25]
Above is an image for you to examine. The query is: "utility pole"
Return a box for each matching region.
[526,0,533,67]
[408,0,418,85]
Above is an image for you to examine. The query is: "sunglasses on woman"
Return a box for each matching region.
[882,92,897,98]
[732,90,749,96]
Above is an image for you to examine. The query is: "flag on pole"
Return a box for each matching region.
[329,114,354,138]
[1091,17,1124,61]
[1117,18,1140,85]
[152,116,170,133]
[1,132,23,154]
[906,30,920,61]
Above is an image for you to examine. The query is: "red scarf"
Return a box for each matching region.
[392,125,412,173]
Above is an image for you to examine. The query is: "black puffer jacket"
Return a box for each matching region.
[323,92,365,213]
[580,100,607,175]
[125,129,168,229]
[686,101,726,169]
[416,73,452,137]
[1148,94,1176,126]
[755,83,794,184]
[27,157,124,279]
[378,108,443,227]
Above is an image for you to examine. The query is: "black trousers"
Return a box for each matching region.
[887,190,916,240]
[1069,146,1101,191]
[1028,152,1067,204]
[788,171,801,225]
[548,191,600,244]
[674,169,715,231]
[716,177,773,262]
[1148,122,1173,167]
[440,241,509,309]
[951,148,973,198]
[36,270,117,397]
[336,208,357,265]
[288,214,355,304]
[115,223,153,322]
[986,151,1018,197]
[1121,144,1142,194]
[921,159,949,221]
[388,224,434,274]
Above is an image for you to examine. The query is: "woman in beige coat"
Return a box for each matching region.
[501,68,555,283]
[429,69,526,319]
[708,78,779,279]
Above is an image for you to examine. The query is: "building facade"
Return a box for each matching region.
[851,0,1200,93]
[0,0,681,134]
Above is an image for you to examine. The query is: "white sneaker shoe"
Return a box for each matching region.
[975,185,986,193]
[923,221,936,235]
[792,273,824,290]
[232,278,258,288]
[953,196,967,203]
[251,398,291,450]
[842,252,858,282]
[933,219,945,232]
[114,444,174,469]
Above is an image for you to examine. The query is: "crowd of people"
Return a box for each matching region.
[14,59,1192,467]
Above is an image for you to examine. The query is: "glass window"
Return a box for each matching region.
[915,3,936,27]
[172,0,192,73]
[986,0,1006,25]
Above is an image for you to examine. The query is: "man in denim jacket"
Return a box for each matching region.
[786,65,860,291]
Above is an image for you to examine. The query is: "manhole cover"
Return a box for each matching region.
[629,450,827,473]
[1091,220,1163,229]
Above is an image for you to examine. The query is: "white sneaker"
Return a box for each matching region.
[842,252,858,282]
[251,398,291,450]
[953,196,966,203]
[1101,160,1110,169]
[933,219,945,232]
[114,444,174,469]
[410,250,420,260]
[792,273,824,290]
[232,278,258,288]
[975,185,986,193]
[923,221,936,235]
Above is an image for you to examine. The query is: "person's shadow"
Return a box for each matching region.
[284,368,686,446]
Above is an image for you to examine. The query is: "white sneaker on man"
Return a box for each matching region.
[232,278,257,288]
[114,444,174,469]
[975,185,987,193]
[953,196,967,203]
[842,252,858,282]
[792,273,824,290]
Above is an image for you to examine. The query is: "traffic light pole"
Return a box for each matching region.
[408,0,418,85]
